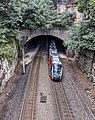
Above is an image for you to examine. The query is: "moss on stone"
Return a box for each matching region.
[0,42,15,66]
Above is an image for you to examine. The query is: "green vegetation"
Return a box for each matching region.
[52,12,76,30]
[0,0,75,39]
[0,42,15,65]
[0,0,24,64]
[64,0,95,51]
[23,0,75,31]
[0,0,75,65]
[64,22,95,51]
[52,0,57,8]
[0,0,23,42]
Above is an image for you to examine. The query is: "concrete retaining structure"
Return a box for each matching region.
[76,49,95,83]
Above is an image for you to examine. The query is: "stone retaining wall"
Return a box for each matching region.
[0,42,18,93]
[76,49,95,83]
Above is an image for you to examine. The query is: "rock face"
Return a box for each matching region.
[66,49,75,58]
[76,49,95,82]
[0,57,10,91]
[0,43,18,93]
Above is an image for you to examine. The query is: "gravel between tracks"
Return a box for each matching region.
[4,63,32,120]
[35,53,59,120]
[0,45,40,120]
[1,50,95,120]
[62,58,95,120]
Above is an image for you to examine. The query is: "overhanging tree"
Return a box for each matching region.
[0,0,26,64]
[64,0,95,51]
[64,22,95,51]
[0,0,76,45]
[0,0,24,43]
[23,0,76,31]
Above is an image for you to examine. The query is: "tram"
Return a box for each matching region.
[49,60,63,80]
[49,40,63,81]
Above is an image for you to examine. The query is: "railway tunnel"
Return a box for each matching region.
[22,34,75,74]
[24,35,67,55]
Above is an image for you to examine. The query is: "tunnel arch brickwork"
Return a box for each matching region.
[20,29,70,45]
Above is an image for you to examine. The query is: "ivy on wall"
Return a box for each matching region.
[0,42,15,66]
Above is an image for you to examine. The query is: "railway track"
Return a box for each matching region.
[19,43,45,120]
[52,81,73,120]
[63,59,95,120]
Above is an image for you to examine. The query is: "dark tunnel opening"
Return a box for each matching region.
[24,35,67,55]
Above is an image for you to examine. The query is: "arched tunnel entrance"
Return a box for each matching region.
[24,35,67,55]
[22,35,74,74]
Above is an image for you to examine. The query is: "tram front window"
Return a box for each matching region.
[53,65,61,77]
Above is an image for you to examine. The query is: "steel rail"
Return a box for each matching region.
[19,43,45,120]
[63,60,95,120]
[52,81,73,120]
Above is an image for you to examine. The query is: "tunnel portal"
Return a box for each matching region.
[24,35,67,55]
